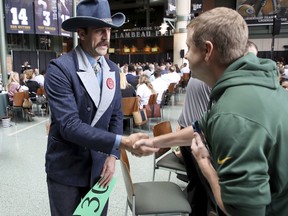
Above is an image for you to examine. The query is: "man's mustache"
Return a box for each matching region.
[97,41,110,47]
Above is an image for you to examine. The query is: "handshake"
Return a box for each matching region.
[120,133,159,157]
[119,126,199,157]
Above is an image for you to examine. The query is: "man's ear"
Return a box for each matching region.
[204,41,213,62]
[77,29,86,41]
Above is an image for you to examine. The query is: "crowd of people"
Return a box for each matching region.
[119,61,189,108]
[277,59,288,90]
[7,66,46,121]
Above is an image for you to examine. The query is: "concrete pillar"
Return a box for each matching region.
[0,0,8,89]
[173,0,190,66]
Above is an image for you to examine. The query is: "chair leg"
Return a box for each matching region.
[168,171,172,181]
[132,196,136,216]
[148,118,151,133]
[37,104,40,116]
[152,168,156,181]
[129,118,133,133]
[13,110,17,125]
[125,199,128,216]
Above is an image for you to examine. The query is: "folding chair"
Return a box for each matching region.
[10,92,25,123]
[120,148,191,216]
[144,94,161,128]
[122,97,139,133]
[165,82,177,105]
[148,93,157,105]
[182,73,190,92]
[33,87,47,116]
[152,121,187,181]
[160,90,167,118]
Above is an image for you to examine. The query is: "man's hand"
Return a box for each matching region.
[191,133,230,215]
[121,133,159,157]
[98,156,116,188]
[191,132,214,179]
[133,136,154,149]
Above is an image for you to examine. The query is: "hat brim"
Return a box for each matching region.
[62,12,125,32]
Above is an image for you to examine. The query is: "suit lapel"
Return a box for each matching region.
[91,58,116,127]
[75,46,116,127]
[75,46,101,109]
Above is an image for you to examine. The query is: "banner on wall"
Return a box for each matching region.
[58,0,72,37]
[165,0,176,16]
[35,0,59,35]
[191,0,203,14]
[5,0,35,34]
[236,0,288,26]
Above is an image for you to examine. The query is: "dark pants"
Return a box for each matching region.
[47,177,108,216]
[180,146,215,216]
[180,146,226,216]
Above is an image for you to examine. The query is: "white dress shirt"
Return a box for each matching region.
[152,77,169,104]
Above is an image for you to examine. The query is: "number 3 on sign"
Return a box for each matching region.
[10,7,28,25]
[73,177,116,216]
[43,11,51,26]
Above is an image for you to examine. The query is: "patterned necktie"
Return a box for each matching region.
[93,62,101,75]
[93,62,102,87]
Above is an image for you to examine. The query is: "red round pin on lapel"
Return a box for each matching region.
[106,78,114,89]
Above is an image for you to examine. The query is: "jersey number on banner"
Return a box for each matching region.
[10,7,28,25]
[61,14,70,23]
[43,11,51,26]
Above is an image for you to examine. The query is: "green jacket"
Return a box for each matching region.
[201,53,288,216]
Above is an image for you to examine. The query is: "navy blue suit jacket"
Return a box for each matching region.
[45,46,123,187]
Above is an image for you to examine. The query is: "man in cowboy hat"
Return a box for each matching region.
[44,0,158,215]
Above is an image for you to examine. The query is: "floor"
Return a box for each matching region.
[0,93,187,216]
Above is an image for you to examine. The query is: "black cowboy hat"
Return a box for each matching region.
[62,0,125,32]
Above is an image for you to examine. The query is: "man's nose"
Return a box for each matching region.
[184,52,188,59]
[102,28,110,39]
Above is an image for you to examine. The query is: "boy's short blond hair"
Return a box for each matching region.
[187,7,248,65]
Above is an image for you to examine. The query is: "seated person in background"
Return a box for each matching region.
[19,73,27,86]
[136,74,156,108]
[174,64,181,73]
[162,65,181,85]
[34,69,46,87]
[280,78,288,90]
[120,72,136,97]
[121,64,128,74]
[149,63,155,75]
[159,65,167,75]
[136,66,144,77]
[21,61,31,73]
[24,69,40,101]
[126,64,139,89]
[8,71,34,119]
[7,72,23,106]
[180,62,190,76]
[151,69,168,104]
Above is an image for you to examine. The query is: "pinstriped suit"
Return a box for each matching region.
[45,45,123,187]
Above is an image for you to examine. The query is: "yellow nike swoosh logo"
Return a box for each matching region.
[217,156,232,165]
